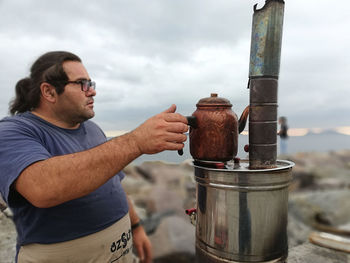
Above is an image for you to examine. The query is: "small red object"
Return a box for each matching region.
[215,163,225,169]
[185,208,197,215]
[244,144,249,152]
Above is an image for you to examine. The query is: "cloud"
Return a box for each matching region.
[0,0,349,131]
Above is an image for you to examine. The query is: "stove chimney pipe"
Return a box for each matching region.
[248,0,285,169]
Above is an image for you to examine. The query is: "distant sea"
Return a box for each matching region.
[131,132,350,165]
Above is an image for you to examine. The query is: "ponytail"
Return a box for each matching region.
[9,78,40,115]
[8,51,81,115]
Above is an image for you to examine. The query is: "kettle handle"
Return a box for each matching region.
[238,106,249,134]
[178,116,197,156]
[186,116,198,128]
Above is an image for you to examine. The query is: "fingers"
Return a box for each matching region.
[151,133,187,152]
[165,122,188,133]
[132,105,189,154]
[136,243,145,262]
[164,142,185,151]
[163,113,188,124]
[161,104,187,124]
[164,132,187,143]
[143,240,153,263]
[133,228,152,263]
[162,104,177,114]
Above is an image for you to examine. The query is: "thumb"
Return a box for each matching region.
[162,104,176,113]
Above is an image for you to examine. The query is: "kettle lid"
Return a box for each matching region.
[197,93,232,107]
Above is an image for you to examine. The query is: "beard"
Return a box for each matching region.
[72,108,95,125]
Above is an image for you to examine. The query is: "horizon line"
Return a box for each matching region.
[104,126,350,138]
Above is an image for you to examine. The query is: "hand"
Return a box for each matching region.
[132,226,152,263]
[131,104,188,154]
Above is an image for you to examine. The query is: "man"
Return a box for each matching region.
[0,51,188,263]
[278,116,288,155]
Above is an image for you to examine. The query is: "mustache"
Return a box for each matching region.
[87,99,94,104]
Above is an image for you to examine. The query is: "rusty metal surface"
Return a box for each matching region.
[249,78,278,103]
[249,144,277,169]
[249,122,277,144]
[249,78,279,168]
[249,105,277,121]
[248,0,285,169]
[248,0,285,78]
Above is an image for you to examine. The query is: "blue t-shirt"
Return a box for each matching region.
[0,112,129,247]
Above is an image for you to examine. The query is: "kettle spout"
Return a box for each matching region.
[238,106,249,134]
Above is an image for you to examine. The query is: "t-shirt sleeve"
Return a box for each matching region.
[0,120,51,204]
[118,171,126,181]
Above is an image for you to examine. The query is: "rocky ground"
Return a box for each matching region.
[1,150,350,262]
[0,200,16,262]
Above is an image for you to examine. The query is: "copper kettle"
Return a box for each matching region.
[181,93,249,162]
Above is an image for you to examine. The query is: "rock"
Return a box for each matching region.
[289,190,350,228]
[148,215,195,260]
[287,188,350,259]
[121,175,156,216]
[288,212,312,248]
[0,210,16,263]
[0,195,7,211]
[123,161,195,221]
[135,165,156,183]
[288,242,350,263]
[154,253,196,263]
[141,210,175,235]
[2,208,13,219]
[288,151,350,191]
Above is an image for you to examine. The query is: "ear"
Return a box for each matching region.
[40,82,57,103]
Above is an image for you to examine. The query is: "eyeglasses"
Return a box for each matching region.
[65,79,96,92]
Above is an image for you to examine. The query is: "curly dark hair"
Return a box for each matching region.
[9,51,81,115]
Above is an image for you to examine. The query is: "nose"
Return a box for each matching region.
[86,87,96,97]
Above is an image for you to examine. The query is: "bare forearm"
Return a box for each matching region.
[15,104,188,208]
[16,132,141,208]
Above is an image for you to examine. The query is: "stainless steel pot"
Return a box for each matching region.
[194,160,294,262]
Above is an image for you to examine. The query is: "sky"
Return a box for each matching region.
[0,0,349,133]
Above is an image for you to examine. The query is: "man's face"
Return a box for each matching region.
[55,61,96,126]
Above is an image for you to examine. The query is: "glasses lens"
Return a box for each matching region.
[90,81,96,90]
[81,80,89,91]
[80,80,95,92]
